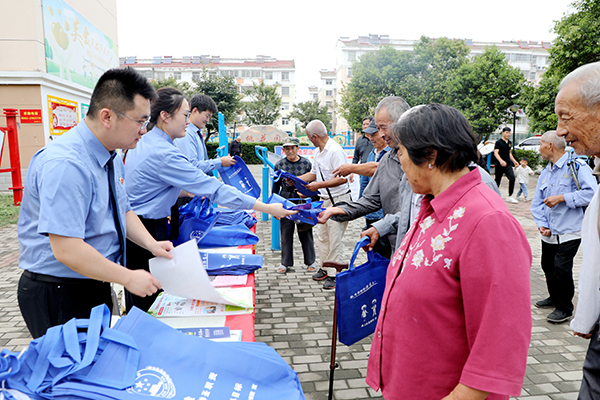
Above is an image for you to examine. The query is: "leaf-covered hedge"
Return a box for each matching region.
[206,142,283,164]
[513,149,543,171]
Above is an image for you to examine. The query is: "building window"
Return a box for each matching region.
[311,94,318,100]
[143,70,152,79]
[282,72,289,81]
[515,53,531,62]
[348,51,356,61]
[326,101,332,108]
[325,79,332,85]
[281,87,290,96]
[281,102,290,110]
[529,71,537,80]
[252,70,261,77]
[173,72,181,80]
[325,90,333,97]
[155,71,165,80]
[192,71,200,80]
[347,67,352,77]
[282,117,289,125]
[264,71,273,80]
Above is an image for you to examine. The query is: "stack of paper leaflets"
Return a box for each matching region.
[147,240,256,329]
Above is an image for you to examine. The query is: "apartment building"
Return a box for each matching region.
[316,34,550,135]
[120,55,296,132]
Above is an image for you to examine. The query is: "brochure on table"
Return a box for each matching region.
[149,240,250,307]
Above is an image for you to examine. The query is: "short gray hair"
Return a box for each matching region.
[374,96,411,122]
[306,120,328,137]
[541,130,566,150]
[560,62,600,111]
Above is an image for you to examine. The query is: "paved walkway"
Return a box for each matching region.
[0,173,589,400]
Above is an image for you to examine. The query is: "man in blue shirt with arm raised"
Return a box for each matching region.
[174,94,236,174]
[17,67,174,338]
[531,130,596,324]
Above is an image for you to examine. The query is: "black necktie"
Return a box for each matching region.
[107,154,125,266]
[198,129,208,160]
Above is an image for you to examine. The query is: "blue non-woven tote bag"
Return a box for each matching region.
[2,305,140,400]
[266,193,324,225]
[174,197,259,248]
[200,252,263,275]
[335,237,390,346]
[49,307,305,400]
[179,197,257,229]
[272,169,319,198]
[219,155,261,198]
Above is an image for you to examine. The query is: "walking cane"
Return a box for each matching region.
[322,260,349,400]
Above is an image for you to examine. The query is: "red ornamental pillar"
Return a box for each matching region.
[1,109,24,205]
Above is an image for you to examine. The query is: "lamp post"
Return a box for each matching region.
[508,104,519,156]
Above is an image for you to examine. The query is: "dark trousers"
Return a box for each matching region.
[366,219,392,260]
[579,322,600,399]
[125,217,168,313]
[17,272,112,338]
[280,217,316,267]
[495,164,515,196]
[541,239,580,314]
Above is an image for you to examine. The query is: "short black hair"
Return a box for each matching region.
[393,104,478,173]
[190,94,218,114]
[87,67,157,119]
[362,116,373,123]
[520,157,529,162]
[148,87,187,130]
[502,126,511,132]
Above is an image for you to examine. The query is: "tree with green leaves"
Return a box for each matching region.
[447,46,526,140]
[192,70,242,133]
[151,71,242,135]
[524,0,600,133]
[151,76,194,97]
[242,81,281,125]
[409,36,470,106]
[338,37,471,132]
[288,99,331,128]
[339,46,414,132]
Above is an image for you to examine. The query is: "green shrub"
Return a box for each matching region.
[206,141,284,164]
[0,193,20,229]
[513,149,543,171]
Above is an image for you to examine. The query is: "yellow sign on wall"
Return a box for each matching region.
[48,95,79,135]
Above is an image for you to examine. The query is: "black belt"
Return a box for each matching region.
[22,270,102,285]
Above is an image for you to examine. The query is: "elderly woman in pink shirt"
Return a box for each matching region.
[366,104,532,400]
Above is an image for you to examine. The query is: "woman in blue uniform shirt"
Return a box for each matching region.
[124,87,294,311]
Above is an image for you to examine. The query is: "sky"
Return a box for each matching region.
[116,0,575,102]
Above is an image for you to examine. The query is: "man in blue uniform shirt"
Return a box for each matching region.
[17,67,174,338]
[531,130,596,324]
[174,94,236,174]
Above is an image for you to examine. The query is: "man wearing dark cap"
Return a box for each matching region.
[272,136,317,274]
[352,116,375,167]
[494,126,519,203]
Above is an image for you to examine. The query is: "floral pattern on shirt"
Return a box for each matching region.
[401,206,466,270]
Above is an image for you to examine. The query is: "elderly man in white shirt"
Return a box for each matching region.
[298,120,350,290]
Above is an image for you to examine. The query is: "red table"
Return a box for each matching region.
[223,219,256,342]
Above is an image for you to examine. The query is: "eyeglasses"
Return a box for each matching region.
[111,109,151,130]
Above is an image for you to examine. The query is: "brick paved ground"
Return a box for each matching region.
[0,171,590,399]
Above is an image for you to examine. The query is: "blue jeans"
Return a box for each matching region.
[516,182,528,198]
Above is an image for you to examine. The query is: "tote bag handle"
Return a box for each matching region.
[349,236,371,271]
